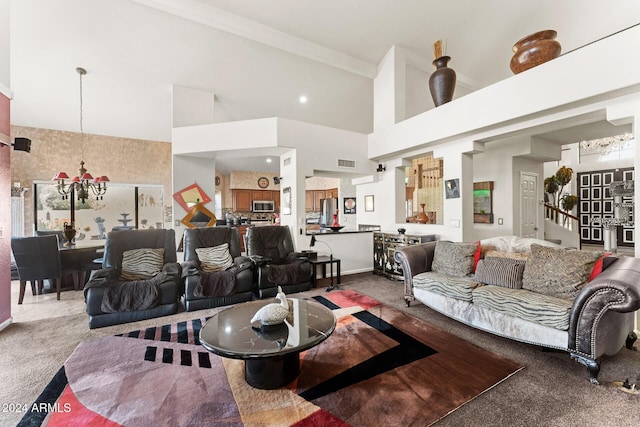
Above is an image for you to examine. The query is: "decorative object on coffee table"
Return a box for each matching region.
[201,296,336,389]
[250,286,289,326]
[428,39,456,107]
[510,29,561,74]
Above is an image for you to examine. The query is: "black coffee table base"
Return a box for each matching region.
[245,352,300,389]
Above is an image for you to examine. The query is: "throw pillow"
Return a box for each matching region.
[483,249,529,261]
[432,240,479,277]
[522,244,603,300]
[588,252,612,281]
[196,243,234,273]
[475,257,526,289]
[472,240,482,272]
[120,248,165,281]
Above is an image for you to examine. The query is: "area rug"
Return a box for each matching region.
[20,290,523,426]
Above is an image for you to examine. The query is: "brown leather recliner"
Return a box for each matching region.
[182,227,255,311]
[245,225,311,298]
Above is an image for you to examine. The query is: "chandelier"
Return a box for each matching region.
[52,67,109,204]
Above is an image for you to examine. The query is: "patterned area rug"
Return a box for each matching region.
[20,290,523,426]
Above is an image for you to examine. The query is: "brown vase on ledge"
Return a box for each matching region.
[428,56,456,107]
[510,30,561,74]
[416,204,429,224]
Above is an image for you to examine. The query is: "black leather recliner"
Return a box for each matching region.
[245,225,311,298]
[182,227,255,311]
[84,229,181,329]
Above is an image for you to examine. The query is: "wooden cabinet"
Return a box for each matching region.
[305,191,315,212]
[273,191,280,211]
[233,189,280,212]
[236,225,250,252]
[252,190,274,201]
[313,191,325,212]
[233,190,252,212]
[305,188,338,212]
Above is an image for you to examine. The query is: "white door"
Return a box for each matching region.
[520,172,538,238]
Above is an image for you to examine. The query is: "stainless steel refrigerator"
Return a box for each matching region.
[319,198,338,226]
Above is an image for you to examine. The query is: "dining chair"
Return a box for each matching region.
[11,235,79,304]
[35,230,65,248]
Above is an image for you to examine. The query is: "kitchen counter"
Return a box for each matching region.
[305,229,374,235]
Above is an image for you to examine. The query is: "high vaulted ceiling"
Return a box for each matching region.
[9,0,640,144]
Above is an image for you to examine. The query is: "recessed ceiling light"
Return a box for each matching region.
[299,95,308,104]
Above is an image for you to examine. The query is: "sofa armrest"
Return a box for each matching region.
[394,241,437,305]
[569,256,640,359]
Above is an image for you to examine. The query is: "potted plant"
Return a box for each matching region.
[544,166,579,225]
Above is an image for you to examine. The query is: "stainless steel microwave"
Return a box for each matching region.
[252,200,275,212]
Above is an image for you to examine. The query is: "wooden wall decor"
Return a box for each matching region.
[473,181,494,223]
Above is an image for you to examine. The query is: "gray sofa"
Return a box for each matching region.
[394,236,640,383]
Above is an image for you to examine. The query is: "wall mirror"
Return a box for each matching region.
[180,203,217,228]
[173,183,211,212]
[473,181,494,223]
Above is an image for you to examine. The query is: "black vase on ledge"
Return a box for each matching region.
[428,56,456,107]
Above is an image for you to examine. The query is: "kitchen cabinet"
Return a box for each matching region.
[233,190,252,212]
[305,188,338,212]
[305,191,315,212]
[233,189,280,212]
[252,190,274,201]
[236,225,250,252]
[313,191,325,212]
[273,191,280,211]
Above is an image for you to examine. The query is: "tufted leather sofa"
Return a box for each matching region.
[395,236,640,384]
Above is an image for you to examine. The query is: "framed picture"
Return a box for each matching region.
[343,197,356,214]
[364,195,374,212]
[180,203,216,229]
[282,187,292,215]
[173,183,211,212]
[445,179,460,199]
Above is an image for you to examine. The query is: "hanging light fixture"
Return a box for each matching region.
[52,67,109,204]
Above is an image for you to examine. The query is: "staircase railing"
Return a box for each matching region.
[544,202,580,230]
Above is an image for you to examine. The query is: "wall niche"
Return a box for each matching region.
[404,152,443,224]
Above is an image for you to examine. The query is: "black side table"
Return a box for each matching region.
[309,255,341,288]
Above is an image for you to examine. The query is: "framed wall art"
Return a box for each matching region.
[173,183,211,212]
[343,197,356,214]
[364,195,374,212]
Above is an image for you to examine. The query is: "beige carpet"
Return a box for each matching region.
[1,274,639,426]
[23,290,522,426]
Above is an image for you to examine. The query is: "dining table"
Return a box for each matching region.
[59,239,106,289]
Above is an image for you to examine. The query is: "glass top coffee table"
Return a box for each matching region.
[200,298,336,389]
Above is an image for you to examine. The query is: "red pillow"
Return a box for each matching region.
[472,240,482,272]
[589,252,611,281]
